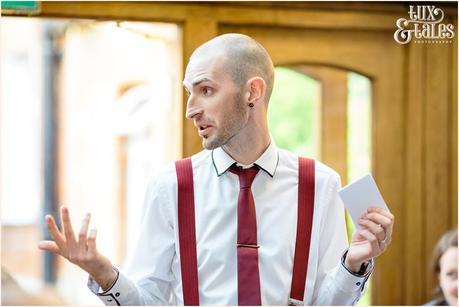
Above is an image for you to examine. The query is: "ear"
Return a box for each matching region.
[246,77,267,106]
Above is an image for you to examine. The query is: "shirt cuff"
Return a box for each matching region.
[87,268,138,306]
[334,249,374,293]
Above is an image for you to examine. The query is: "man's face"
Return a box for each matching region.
[183,54,248,150]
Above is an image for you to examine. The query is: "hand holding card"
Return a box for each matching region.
[338,174,394,272]
[338,174,390,229]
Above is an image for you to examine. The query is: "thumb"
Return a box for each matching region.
[38,240,61,255]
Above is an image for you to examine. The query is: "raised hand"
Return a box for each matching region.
[345,207,395,272]
[38,206,117,290]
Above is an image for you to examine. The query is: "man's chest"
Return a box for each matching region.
[190,177,299,268]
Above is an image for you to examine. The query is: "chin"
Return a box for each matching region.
[202,135,226,150]
[202,138,217,150]
[447,297,457,306]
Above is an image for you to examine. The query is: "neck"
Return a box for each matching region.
[222,119,270,165]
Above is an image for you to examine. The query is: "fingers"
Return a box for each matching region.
[78,213,91,255]
[358,218,386,241]
[362,210,391,227]
[368,207,395,222]
[363,207,395,245]
[365,208,393,230]
[61,206,77,249]
[41,208,101,271]
[45,215,66,249]
[87,228,98,257]
[358,228,380,253]
[38,240,61,255]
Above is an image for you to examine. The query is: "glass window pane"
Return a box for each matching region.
[347,72,372,182]
[0,18,44,225]
[268,67,321,158]
[347,71,372,306]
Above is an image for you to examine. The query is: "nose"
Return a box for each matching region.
[185,95,203,120]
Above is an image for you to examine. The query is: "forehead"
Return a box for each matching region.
[440,247,458,269]
[183,52,229,88]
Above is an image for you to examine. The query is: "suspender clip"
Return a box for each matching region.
[288,298,304,306]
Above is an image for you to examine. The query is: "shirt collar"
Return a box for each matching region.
[211,139,279,178]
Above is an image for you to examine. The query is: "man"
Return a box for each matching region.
[38,33,394,305]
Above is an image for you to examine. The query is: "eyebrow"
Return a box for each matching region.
[183,77,213,89]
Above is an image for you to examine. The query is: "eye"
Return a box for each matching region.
[201,87,213,96]
[446,270,457,279]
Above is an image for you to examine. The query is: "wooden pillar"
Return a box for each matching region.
[404,42,426,304]
[295,66,348,184]
[451,21,458,227]
[371,42,405,305]
[424,41,455,299]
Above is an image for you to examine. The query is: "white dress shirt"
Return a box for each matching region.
[88,141,372,305]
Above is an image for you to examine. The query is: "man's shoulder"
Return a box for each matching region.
[278,148,341,180]
[314,160,341,181]
[147,149,212,186]
[190,149,213,170]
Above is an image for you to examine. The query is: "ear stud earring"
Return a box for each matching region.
[248,103,254,108]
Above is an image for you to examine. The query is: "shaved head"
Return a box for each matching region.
[190,33,275,103]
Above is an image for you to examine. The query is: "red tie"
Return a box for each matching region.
[230,164,262,306]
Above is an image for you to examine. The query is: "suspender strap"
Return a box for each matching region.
[290,157,315,303]
[175,158,200,306]
[176,157,314,304]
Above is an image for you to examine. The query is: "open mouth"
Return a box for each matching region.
[198,125,212,136]
[199,125,209,131]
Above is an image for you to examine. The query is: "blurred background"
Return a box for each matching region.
[1,1,457,306]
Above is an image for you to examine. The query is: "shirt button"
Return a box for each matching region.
[115,292,120,297]
[356,282,361,286]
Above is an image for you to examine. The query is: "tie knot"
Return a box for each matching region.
[230,164,259,189]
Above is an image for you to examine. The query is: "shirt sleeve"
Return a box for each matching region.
[311,173,373,306]
[87,174,177,305]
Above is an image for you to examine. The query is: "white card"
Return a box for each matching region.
[338,174,389,229]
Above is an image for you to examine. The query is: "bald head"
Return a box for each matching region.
[190,33,275,103]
